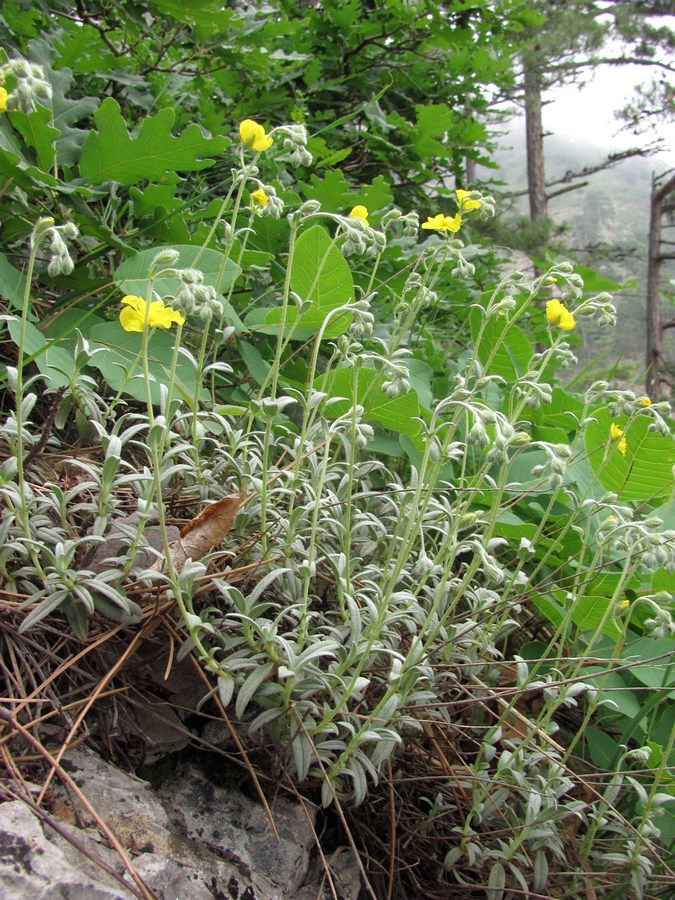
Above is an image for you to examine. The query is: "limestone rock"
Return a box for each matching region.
[1,746,360,899]
[0,800,127,899]
[157,761,317,896]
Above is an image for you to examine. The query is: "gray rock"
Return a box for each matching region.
[2,747,360,899]
[127,694,192,764]
[60,746,172,854]
[0,800,128,899]
[131,854,214,900]
[158,761,316,896]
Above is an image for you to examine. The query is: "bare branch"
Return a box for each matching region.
[552,56,675,75]
[547,182,589,200]
[547,145,662,189]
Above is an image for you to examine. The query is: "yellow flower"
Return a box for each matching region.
[456,189,481,211]
[251,187,268,208]
[546,298,576,330]
[610,423,627,457]
[618,599,630,609]
[421,213,462,233]
[639,397,652,406]
[239,119,273,152]
[0,87,7,112]
[119,295,185,333]
[349,205,369,227]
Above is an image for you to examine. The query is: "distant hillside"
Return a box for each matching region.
[480,126,674,385]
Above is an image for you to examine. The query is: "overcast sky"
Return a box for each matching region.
[545,60,674,166]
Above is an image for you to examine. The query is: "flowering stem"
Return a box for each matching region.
[10,222,51,576]
[268,217,298,401]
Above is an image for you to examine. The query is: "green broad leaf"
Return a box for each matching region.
[531,593,565,629]
[6,318,75,388]
[298,169,358,212]
[531,423,571,443]
[653,705,675,767]
[21,42,100,167]
[85,319,205,405]
[52,76,99,167]
[413,103,454,159]
[584,407,675,502]
[0,118,59,187]
[621,638,675,698]
[80,97,229,185]
[470,306,533,381]
[317,366,424,440]
[569,593,622,640]
[261,225,354,339]
[148,0,235,38]
[114,244,241,301]
[585,725,620,769]
[580,667,643,721]
[653,567,675,592]
[8,104,59,172]
[0,252,28,310]
[314,146,353,170]
[493,516,537,542]
[365,435,407,458]
[503,448,548,490]
[540,387,584,431]
[518,641,555,664]
[357,175,394,218]
[582,571,640,601]
[290,224,354,317]
[238,339,271,386]
[129,183,184,219]
[407,358,434,409]
[306,136,352,169]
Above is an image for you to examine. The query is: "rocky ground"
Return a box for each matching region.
[0,746,361,899]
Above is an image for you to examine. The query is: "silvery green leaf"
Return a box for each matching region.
[291,731,312,781]
[248,707,284,734]
[20,393,37,418]
[18,590,65,632]
[217,674,235,709]
[235,662,274,719]
[5,365,18,394]
[247,567,292,605]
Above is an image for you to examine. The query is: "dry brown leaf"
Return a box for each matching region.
[158,492,244,572]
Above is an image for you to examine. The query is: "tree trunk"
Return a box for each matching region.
[645,170,675,399]
[465,155,476,186]
[523,53,547,223]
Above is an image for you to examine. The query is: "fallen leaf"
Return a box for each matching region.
[160,493,244,571]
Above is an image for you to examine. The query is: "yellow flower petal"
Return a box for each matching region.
[251,187,269,208]
[349,205,370,227]
[120,307,144,332]
[421,213,462,233]
[0,87,8,112]
[546,298,576,330]
[239,119,273,152]
[456,189,481,211]
[119,294,185,332]
[639,397,652,406]
[610,423,627,456]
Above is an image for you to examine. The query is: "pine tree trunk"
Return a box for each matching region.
[523,54,547,223]
[646,171,675,399]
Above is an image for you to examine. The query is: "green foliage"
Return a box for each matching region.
[1,3,674,896]
[585,407,675,502]
[114,245,240,301]
[80,98,229,184]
